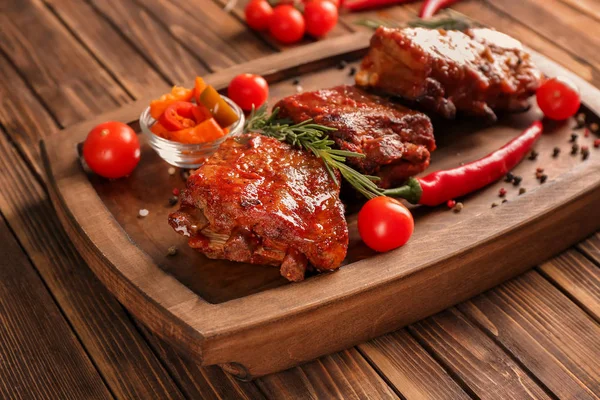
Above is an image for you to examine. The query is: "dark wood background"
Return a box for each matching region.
[1,0,599,398]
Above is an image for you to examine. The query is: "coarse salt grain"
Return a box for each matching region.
[168,167,176,175]
[139,209,149,217]
[295,85,303,93]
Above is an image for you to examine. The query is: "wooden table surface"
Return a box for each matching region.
[1,0,599,398]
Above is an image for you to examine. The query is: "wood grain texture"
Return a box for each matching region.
[88,0,210,85]
[0,127,184,399]
[538,250,600,322]
[256,349,398,400]
[485,0,600,73]
[578,233,600,264]
[0,0,131,127]
[358,331,470,400]
[135,0,274,70]
[41,0,169,98]
[556,0,600,22]
[459,271,600,399]
[410,308,552,399]
[0,53,57,175]
[0,215,112,400]
[135,322,265,400]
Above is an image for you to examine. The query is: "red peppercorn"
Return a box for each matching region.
[172,188,180,196]
[499,188,507,197]
[447,199,456,209]
[594,139,600,148]
[584,128,590,138]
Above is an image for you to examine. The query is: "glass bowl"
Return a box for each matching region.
[139,96,245,168]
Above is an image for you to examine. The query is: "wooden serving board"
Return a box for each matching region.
[42,31,600,379]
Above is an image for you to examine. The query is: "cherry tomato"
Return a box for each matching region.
[536,76,580,121]
[83,121,140,179]
[357,196,414,252]
[228,73,269,111]
[159,101,197,131]
[245,0,274,31]
[269,5,305,44]
[304,0,338,38]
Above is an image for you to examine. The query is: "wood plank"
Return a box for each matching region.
[358,330,470,400]
[0,52,57,175]
[135,0,274,71]
[41,0,170,98]
[459,271,600,399]
[88,0,209,85]
[556,0,600,22]
[135,323,265,399]
[137,314,397,400]
[256,349,399,400]
[538,249,600,322]
[578,233,600,264]
[0,0,130,127]
[0,132,185,398]
[410,308,552,399]
[0,215,112,400]
[42,31,600,377]
[485,0,600,73]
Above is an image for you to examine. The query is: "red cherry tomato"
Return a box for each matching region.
[83,121,141,179]
[269,5,305,44]
[158,101,197,131]
[228,73,269,111]
[245,0,274,31]
[304,0,338,38]
[357,196,414,252]
[536,76,581,121]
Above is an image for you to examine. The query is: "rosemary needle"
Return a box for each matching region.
[244,105,383,199]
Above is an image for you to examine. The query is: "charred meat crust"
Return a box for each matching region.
[274,85,435,188]
[356,27,543,121]
[168,134,349,282]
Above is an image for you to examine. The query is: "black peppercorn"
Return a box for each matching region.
[571,144,579,155]
[552,147,561,158]
[504,172,514,182]
[528,150,538,160]
[512,176,522,186]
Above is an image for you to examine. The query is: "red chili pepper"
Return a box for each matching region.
[159,101,197,131]
[384,121,543,206]
[419,0,461,18]
[345,0,414,12]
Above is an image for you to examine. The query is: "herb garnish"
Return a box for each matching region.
[354,11,479,32]
[244,105,384,199]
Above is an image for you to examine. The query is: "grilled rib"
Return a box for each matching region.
[274,85,435,188]
[356,27,543,120]
[168,134,348,282]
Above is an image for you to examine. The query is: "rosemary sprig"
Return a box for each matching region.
[354,11,479,32]
[244,105,384,199]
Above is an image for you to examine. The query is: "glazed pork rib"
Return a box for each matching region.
[356,27,543,120]
[274,85,435,188]
[168,134,348,282]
